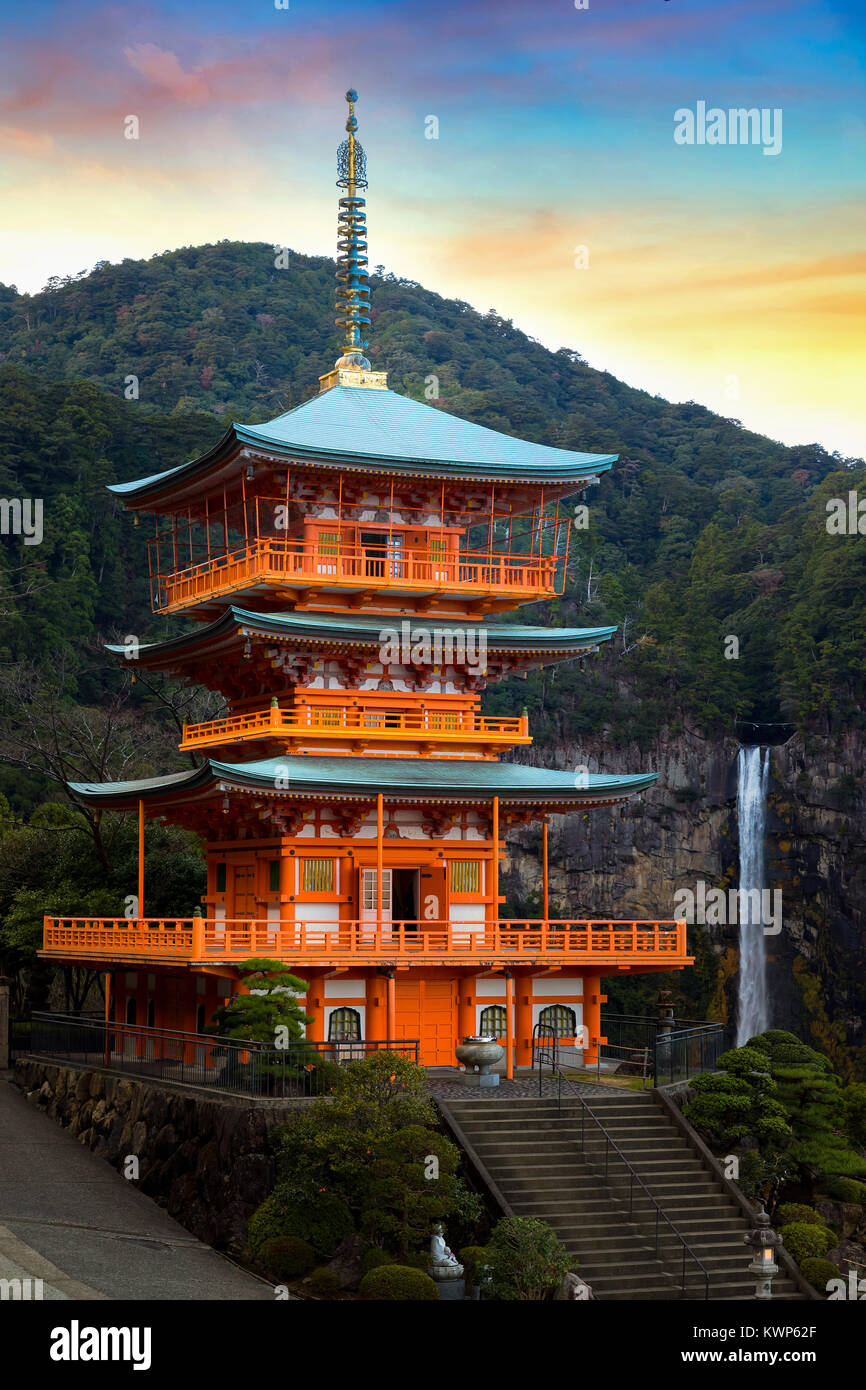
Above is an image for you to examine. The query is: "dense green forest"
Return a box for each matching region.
[0,241,863,999]
[0,240,862,766]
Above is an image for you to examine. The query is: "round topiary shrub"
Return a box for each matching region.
[780,1221,836,1265]
[308,1266,341,1297]
[259,1235,316,1280]
[247,1190,354,1259]
[358,1264,440,1301]
[459,1245,490,1292]
[360,1248,393,1275]
[799,1257,843,1295]
[776,1204,825,1227]
[820,1176,866,1204]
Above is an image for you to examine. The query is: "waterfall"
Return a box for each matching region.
[735,746,771,1045]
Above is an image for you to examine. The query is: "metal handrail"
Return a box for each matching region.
[545,1053,710,1300]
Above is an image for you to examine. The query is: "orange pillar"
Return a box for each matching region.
[305,973,325,1042]
[103,971,112,1068]
[376,793,384,935]
[137,799,145,920]
[366,974,387,1041]
[386,972,396,1043]
[457,976,475,1048]
[491,795,499,933]
[515,976,533,1070]
[583,972,607,1067]
[542,818,549,922]
[505,973,514,1080]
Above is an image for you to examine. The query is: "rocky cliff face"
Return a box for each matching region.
[503,729,866,1079]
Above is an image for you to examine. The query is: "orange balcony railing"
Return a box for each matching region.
[150,539,561,615]
[42,916,690,969]
[179,705,531,752]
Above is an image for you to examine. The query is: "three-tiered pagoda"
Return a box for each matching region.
[42,91,691,1069]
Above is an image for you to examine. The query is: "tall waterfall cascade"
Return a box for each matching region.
[735,746,771,1044]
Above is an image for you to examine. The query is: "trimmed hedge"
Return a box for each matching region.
[779,1221,836,1265]
[248,1191,354,1259]
[776,1204,825,1227]
[799,1257,843,1295]
[819,1176,866,1204]
[260,1235,315,1280]
[358,1265,440,1301]
[308,1267,341,1296]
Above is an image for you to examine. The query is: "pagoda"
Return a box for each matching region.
[42,91,691,1069]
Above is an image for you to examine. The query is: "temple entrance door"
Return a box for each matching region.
[392,868,419,936]
[232,863,257,950]
[395,978,456,1066]
[360,868,392,938]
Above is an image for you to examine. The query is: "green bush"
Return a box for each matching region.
[459,1245,490,1292]
[779,1221,836,1265]
[819,1176,866,1204]
[358,1264,440,1301]
[308,1267,341,1296]
[776,1204,825,1227]
[485,1217,572,1301]
[247,1190,354,1259]
[799,1257,842,1295]
[360,1248,393,1275]
[259,1235,316,1280]
[247,1195,287,1255]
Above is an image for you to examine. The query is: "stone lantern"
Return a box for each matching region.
[744,1206,780,1299]
[656,988,676,1036]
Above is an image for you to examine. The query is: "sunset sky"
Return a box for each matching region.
[0,0,863,455]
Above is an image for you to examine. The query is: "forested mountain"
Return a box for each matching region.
[0,239,863,806]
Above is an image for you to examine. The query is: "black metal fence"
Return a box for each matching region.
[653,1023,725,1087]
[17,1012,419,1099]
[531,1015,725,1088]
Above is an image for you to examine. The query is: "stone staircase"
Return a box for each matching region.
[443,1091,806,1300]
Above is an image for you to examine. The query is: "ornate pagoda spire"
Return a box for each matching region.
[319,89,387,392]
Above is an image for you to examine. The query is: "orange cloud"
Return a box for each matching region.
[123,43,209,106]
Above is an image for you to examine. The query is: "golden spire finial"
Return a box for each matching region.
[334,87,371,370]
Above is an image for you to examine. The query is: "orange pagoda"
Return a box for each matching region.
[42,91,691,1069]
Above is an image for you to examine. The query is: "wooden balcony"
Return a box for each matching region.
[179,705,531,756]
[151,539,561,616]
[42,916,690,971]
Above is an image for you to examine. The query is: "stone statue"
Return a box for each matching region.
[429,1223,464,1280]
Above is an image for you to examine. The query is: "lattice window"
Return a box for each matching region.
[269,860,280,892]
[538,1005,577,1037]
[329,1007,361,1042]
[480,1005,507,1036]
[303,858,335,893]
[317,531,341,556]
[450,860,480,893]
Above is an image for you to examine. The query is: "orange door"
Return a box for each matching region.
[395,978,456,1066]
[232,864,256,920]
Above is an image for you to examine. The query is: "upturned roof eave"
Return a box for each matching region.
[104,609,619,664]
[66,759,656,809]
[107,423,616,509]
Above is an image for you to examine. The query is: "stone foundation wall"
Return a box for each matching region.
[13,1059,300,1253]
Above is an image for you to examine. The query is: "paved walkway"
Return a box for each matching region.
[0,1076,274,1300]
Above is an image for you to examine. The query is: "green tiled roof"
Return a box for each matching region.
[105,606,617,661]
[68,756,655,807]
[108,386,616,500]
